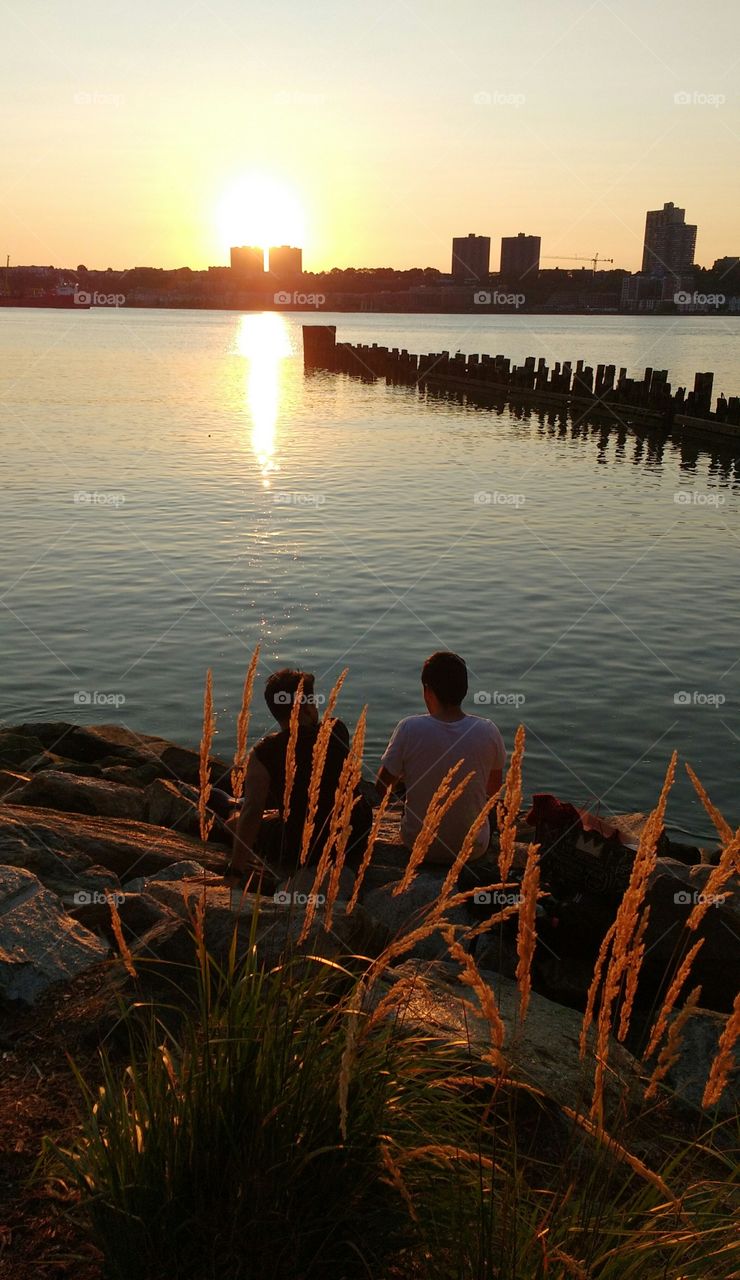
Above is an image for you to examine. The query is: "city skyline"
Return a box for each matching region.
[3,0,739,273]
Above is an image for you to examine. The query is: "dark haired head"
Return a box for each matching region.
[421,651,468,708]
[264,668,316,723]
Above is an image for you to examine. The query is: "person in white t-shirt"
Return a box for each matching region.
[376,651,506,866]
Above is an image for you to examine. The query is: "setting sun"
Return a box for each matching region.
[216,174,306,256]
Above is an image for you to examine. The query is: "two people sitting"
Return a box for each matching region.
[225,650,506,894]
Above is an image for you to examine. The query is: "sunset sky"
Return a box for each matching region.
[3,0,739,273]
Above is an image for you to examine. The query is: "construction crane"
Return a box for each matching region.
[544,253,614,275]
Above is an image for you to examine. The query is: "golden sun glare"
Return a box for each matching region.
[216,174,305,254]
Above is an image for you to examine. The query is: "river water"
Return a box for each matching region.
[1,308,738,833]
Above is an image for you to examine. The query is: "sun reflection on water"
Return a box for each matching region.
[236,312,292,485]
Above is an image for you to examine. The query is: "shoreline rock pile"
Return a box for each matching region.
[0,721,737,1117]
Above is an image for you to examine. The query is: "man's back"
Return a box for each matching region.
[381,712,506,863]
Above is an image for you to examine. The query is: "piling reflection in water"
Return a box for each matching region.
[236,312,292,485]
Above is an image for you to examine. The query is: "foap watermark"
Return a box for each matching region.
[674,490,726,507]
[273,490,326,506]
[274,290,325,308]
[474,690,526,708]
[273,890,326,906]
[473,90,526,107]
[674,290,725,308]
[474,490,526,508]
[73,90,124,107]
[674,90,725,108]
[75,290,126,307]
[273,690,326,707]
[74,490,126,507]
[473,890,523,906]
[673,889,727,908]
[474,289,526,309]
[74,690,126,708]
[673,690,726,707]
[73,889,126,906]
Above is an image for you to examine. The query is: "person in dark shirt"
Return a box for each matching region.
[225,668,371,893]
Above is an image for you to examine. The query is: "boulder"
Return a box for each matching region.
[7,769,148,822]
[0,866,109,1005]
[0,729,45,770]
[143,877,389,968]
[10,721,230,788]
[641,867,739,1013]
[102,762,167,787]
[144,778,204,838]
[364,871,475,960]
[123,860,218,892]
[71,889,179,948]
[0,769,29,798]
[39,760,105,778]
[0,804,226,897]
[657,1006,739,1118]
[375,958,642,1116]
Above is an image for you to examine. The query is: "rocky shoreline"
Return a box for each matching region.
[0,719,737,1125]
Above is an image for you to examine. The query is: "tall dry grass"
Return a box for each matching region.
[198,667,216,844]
[231,642,260,803]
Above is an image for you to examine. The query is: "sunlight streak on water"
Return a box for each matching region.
[235,312,293,486]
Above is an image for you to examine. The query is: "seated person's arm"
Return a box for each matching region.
[376,764,400,800]
[376,721,406,800]
[227,751,271,883]
[487,766,503,798]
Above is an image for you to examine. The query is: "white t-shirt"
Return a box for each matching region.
[380,713,506,864]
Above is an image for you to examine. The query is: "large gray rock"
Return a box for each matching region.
[0,728,45,770]
[659,1006,740,1117]
[8,769,148,822]
[144,778,204,838]
[376,958,642,1116]
[70,889,180,949]
[0,866,109,1005]
[0,804,226,897]
[10,721,230,788]
[143,878,389,968]
[0,769,29,799]
[641,865,739,1013]
[364,871,475,960]
[123,860,219,893]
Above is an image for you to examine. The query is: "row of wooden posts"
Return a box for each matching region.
[302,324,740,433]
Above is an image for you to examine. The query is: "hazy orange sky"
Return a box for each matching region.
[3,0,739,272]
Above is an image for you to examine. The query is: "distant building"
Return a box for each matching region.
[451,234,490,281]
[621,274,665,313]
[641,203,696,276]
[230,245,265,276]
[713,256,740,275]
[500,233,541,283]
[268,245,303,278]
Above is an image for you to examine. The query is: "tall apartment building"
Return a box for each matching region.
[451,233,490,281]
[500,233,541,282]
[268,245,303,278]
[641,203,697,276]
[230,245,265,276]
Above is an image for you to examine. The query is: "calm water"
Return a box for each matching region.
[1,308,739,834]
